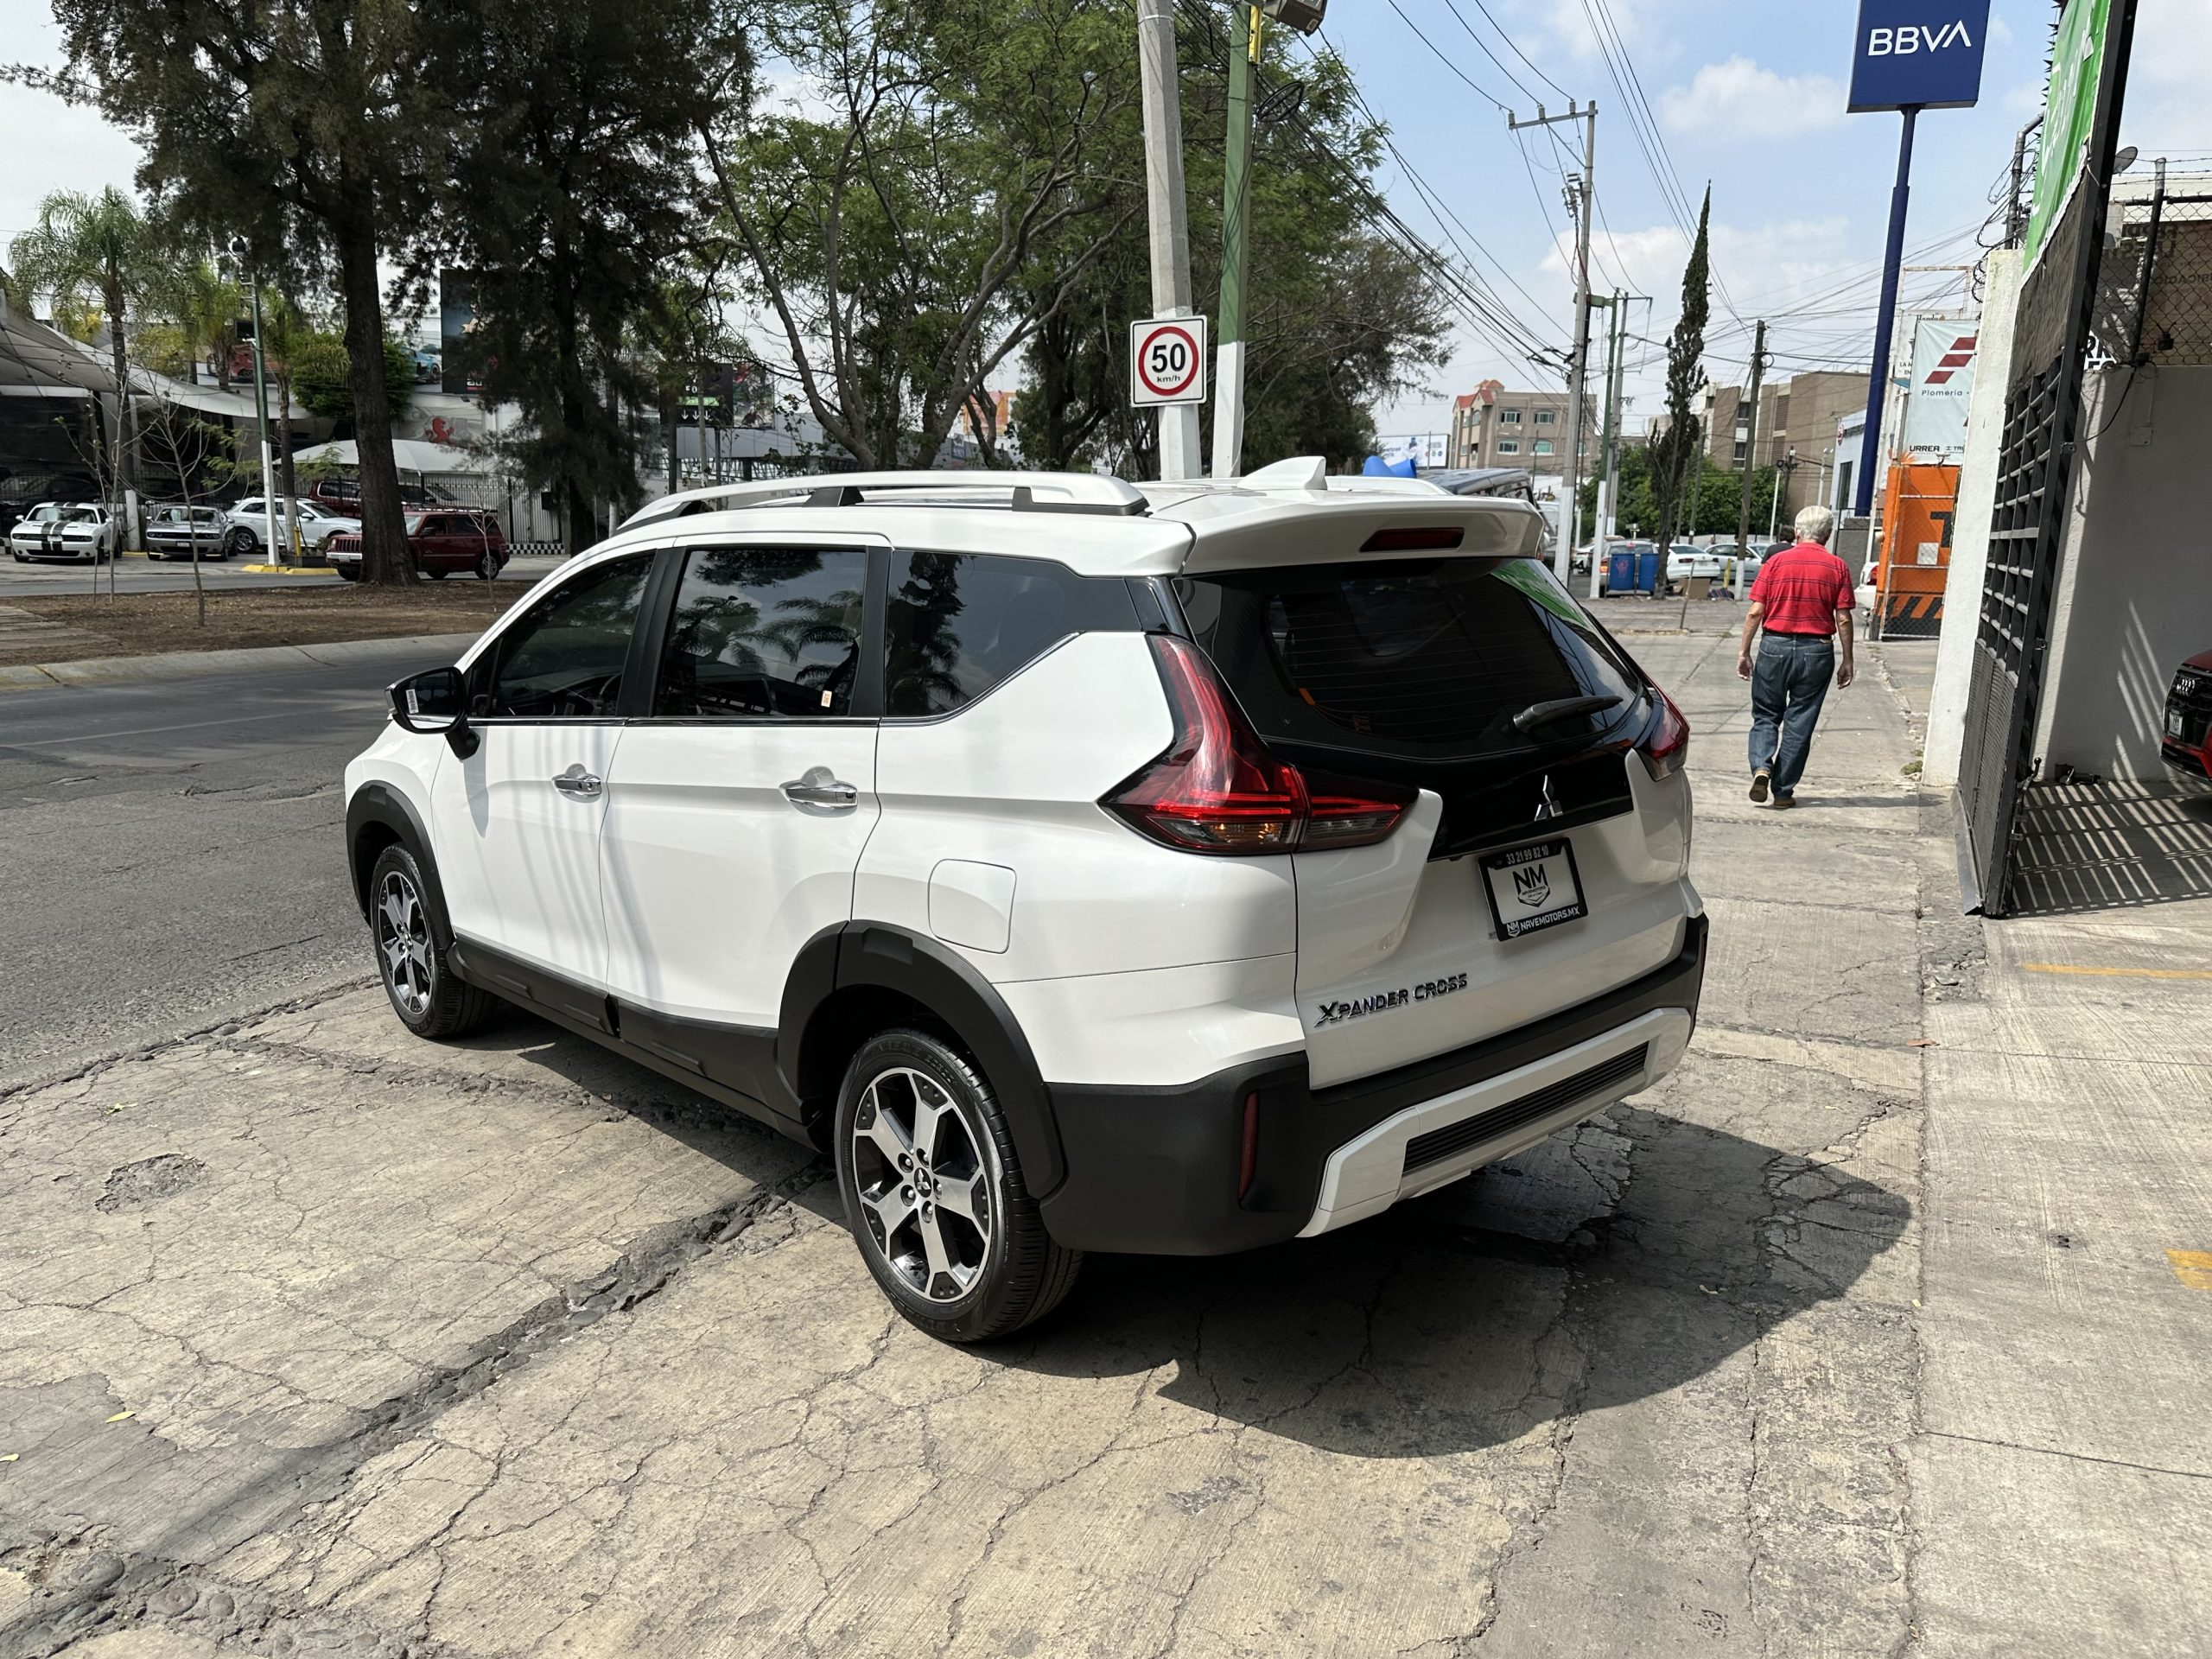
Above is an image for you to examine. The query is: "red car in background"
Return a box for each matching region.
[2161,649,2212,780]
[325,509,508,582]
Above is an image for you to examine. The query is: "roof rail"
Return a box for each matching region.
[621,470,1147,531]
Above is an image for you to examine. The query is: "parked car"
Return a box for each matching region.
[344,464,1705,1341]
[227,497,362,556]
[144,504,251,562]
[2160,650,2212,782]
[325,509,508,582]
[8,502,117,563]
[1665,544,1726,582]
[304,475,442,516]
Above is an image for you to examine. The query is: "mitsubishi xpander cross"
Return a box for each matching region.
[344,461,1706,1341]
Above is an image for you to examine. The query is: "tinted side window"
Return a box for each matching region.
[884,551,1140,719]
[655,546,867,718]
[482,553,652,718]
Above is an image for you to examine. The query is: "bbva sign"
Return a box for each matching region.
[1865,19,1977,55]
[1847,0,1990,112]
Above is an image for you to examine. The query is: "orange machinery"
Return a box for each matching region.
[1868,461,1960,639]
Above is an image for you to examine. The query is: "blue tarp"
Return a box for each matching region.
[1361,454,1419,477]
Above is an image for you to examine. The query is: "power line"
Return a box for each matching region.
[1379,0,1511,114]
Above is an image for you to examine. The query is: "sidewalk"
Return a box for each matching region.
[1671,607,2212,1655]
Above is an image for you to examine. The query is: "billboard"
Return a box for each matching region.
[2022,0,2116,268]
[1847,0,1991,113]
[1902,319,1978,452]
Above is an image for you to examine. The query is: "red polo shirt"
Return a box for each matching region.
[1751,543,1855,637]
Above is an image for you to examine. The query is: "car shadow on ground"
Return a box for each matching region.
[993,1103,1907,1459]
[446,1007,1905,1463]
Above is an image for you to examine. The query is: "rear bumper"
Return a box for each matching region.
[1038,913,1708,1254]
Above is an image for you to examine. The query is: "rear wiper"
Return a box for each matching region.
[1511,693,1623,734]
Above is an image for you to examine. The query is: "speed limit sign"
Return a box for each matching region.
[1129,315,1208,407]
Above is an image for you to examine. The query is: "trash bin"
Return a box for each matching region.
[1637,549,1662,594]
[1607,549,1635,594]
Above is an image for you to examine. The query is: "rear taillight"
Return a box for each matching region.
[1637,688,1690,780]
[1105,635,1413,855]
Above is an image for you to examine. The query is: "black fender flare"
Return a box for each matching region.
[345,783,446,932]
[779,923,1066,1198]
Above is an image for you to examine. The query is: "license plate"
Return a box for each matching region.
[2170,709,2186,737]
[1480,838,1587,940]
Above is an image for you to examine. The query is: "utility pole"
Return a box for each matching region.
[239,254,283,568]
[1213,4,1259,479]
[1136,0,1201,481]
[1854,104,1917,517]
[1510,100,1596,580]
[1588,289,1627,599]
[1734,320,1767,559]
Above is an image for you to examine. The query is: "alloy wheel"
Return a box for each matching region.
[375,869,435,1018]
[849,1066,995,1302]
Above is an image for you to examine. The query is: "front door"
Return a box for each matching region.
[601,540,880,1111]
[429,549,658,1023]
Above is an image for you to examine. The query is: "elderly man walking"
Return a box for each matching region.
[1737,505,1857,808]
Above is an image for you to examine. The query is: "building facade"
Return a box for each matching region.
[1700,369,1866,527]
[1446,378,1594,478]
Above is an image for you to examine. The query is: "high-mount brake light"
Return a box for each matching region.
[1104,635,1414,855]
[1637,688,1690,780]
[1359,526,1465,552]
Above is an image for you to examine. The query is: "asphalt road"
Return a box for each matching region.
[0,646,448,1084]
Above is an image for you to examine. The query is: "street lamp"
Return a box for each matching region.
[228,238,284,566]
[1257,0,1325,31]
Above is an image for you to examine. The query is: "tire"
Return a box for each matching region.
[366,843,496,1040]
[476,552,496,581]
[835,1028,1081,1342]
[423,567,447,581]
[337,566,360,582]
[220,530,250,560]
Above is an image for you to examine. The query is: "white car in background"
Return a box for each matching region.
[9,503,118,563]
[228,497,362,556]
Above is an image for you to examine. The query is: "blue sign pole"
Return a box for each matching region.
[1855,105,1918,518]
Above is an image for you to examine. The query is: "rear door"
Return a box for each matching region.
[1177,554,1694,1088]
[599,537,880,1113]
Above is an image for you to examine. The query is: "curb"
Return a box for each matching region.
[238,563,337,575]
[0,632,478,692]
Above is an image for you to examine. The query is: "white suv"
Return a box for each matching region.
[343,463,1705,1340]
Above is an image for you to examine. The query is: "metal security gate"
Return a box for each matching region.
[1952,0,2139,916]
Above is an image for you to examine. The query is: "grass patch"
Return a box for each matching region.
[1,583,530,668]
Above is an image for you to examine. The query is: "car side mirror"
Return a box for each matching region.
[389,666,480,758]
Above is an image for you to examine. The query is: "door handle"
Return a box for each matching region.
[781,766,859,808]
[552,764,603,799]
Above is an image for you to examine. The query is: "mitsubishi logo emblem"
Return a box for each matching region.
[1534,775,1561,821]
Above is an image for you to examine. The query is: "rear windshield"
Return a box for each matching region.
[1175,557,1642,762]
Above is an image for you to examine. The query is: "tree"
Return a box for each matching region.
[158,257,243,389]
[709,0,1137,469]
[1647,188,1712,553]
[290,329,413,428]
[9,187,164,539]
[436,0,739,551]
[29,1,448,584]
[1012,17,1446,476]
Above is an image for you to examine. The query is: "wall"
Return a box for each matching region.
[2032,363,2212,782]
[1924,249,2022,790]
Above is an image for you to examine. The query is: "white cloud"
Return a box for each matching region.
[1660,57,1846,137]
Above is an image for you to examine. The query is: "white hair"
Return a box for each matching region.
[1795,505,1836,544]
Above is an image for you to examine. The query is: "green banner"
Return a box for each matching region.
[2022,0,2113,268]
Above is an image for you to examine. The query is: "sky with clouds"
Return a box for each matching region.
[3,0,2208,445]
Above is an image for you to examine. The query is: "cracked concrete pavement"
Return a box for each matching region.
[3,618,2204,1656]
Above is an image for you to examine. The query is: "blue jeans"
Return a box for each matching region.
[1749,632,1834,799]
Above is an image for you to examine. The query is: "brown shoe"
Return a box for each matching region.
[1771,794,1798,810]
[1749,770,1770,804]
